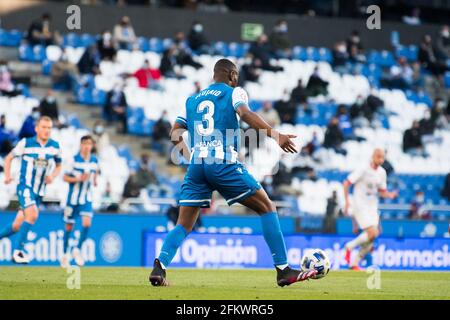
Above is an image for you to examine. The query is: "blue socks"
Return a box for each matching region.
[63,229,72,253]
[77,227,89,249]
[0,223,15,239]
[14,221,32,251]
[260,212,288,266]
[158,225,188,268]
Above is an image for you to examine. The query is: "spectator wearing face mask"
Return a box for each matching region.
[269,20,292,59]
[435,25,450,61]
[248,34,284,72]
[173,31,203,69]
[188,21,210,55]
[274,89,296,125]
[19,107,40,139]
[418,34,449,76]
[383,57,414,90]
[306,66,328,97]
[409,191,431,220]
[403,120,427,157]
[92,120,110,155]
[113,16,137,50]
[104,83,128,133]
[39,90,59,124]
[77,44,101,75]
[346,30,364,60]
[323,117,347,155]
[332,41,350,74]
[97,29,117,61]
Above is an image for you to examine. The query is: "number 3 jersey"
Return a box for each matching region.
[175,82,248,164]
[12,137,62,196]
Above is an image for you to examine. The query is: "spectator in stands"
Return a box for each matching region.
[113,16,137,50]
[336,105,365,142]
[346,30,364,59]
[324,190,341,233]
[18,107,40,139]
[39,90,59,125]
[349,95,370,128]
[290,79,307,105]
[272,162,301,197]
[323,117,346,155]
[332,41,349,73]
[133,59,163,91]
[193,81,202,94]
[269,19,292,59]
[152,110,172,157]
[435,25,450,61]
[173,31,203,69]
[136,154,159,189]
[403,7,421,26]
[0,63,20,97]
[383,57,414,90]
[77,44,101,75]
[301,131,321,156]
[419,109,441,144]
[257,101,281,128]
[26,12,56,46]
[248,34,283,72]
[431,98,450,130]
[403,120,427,157]
[122,170,141,199]
[237,58,261,86]
[0,115,17,156]
[104,83,128,133]
[159,46,185,79]
[306,66,328,97]
[50,49,79,91]
[97,30,117,61]
[408,191,431,220]
[418,34,449,76]
[187,21,210,54]
[441,173,450,201]
[274,90,296,125]
[92,120,110,154]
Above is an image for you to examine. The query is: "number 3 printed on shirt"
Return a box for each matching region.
[196,100,215,136]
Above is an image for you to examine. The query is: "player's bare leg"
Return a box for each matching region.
[240,189,318,286]
[150,206,200,286]
[345,225,378,270]
[13,205,39,264]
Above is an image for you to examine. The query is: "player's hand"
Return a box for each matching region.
[45,175,54,184]
[79,173,90,182]
[4,176,13,184]
[277,133,298,153]
[389,191,398,199]
[352,225,359,234]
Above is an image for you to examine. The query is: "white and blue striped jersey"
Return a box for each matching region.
[12,137,62,196]
[175,83,248,163]
[65,153,98,206]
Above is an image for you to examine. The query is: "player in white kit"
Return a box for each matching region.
[343,148,397,270]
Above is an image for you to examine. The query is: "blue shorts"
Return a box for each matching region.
[17,185,42,210]
[63,203,94,224]
[179,162,262,208]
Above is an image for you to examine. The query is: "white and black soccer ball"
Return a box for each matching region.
[301,248,331,279]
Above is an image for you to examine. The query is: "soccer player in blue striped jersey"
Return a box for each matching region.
[60,135,99,268]
[149,59,318,287]
[0,116,62,264]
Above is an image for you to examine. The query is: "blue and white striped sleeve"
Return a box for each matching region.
[232,87,249,111]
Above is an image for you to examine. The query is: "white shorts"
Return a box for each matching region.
[351,203,379,230]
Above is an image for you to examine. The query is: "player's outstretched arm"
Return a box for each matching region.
[3,152,14,184]
[236,104,298,153]
[379,189,398,199]
[170,121,191,162]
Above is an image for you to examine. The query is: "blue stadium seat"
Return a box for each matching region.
[42,59,53,75]
[3,29,22,47]
[80,33,96,47]
[228,42,246,58]
[306,47,320,61]
[149,37,164,53]
[91,89,106,105]
[138,37,150,52]
[292,46,307,60]
[63,33,81,47]
[214,41,229,56]
[318,47,332,63]
[444,72,450,88]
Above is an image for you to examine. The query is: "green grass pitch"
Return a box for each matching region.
[0,267,449,300]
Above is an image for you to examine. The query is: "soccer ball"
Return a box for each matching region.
[301,248,331,279]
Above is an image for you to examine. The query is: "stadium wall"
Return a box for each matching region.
[0,212,449,270]
[0,2,441,49]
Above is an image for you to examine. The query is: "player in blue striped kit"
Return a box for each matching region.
[149,59,318,286]
[0,116,62,264]
[60,135,99,268]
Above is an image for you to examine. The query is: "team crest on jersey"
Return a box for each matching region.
[34,158,49,168]
[236,167,243,174]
